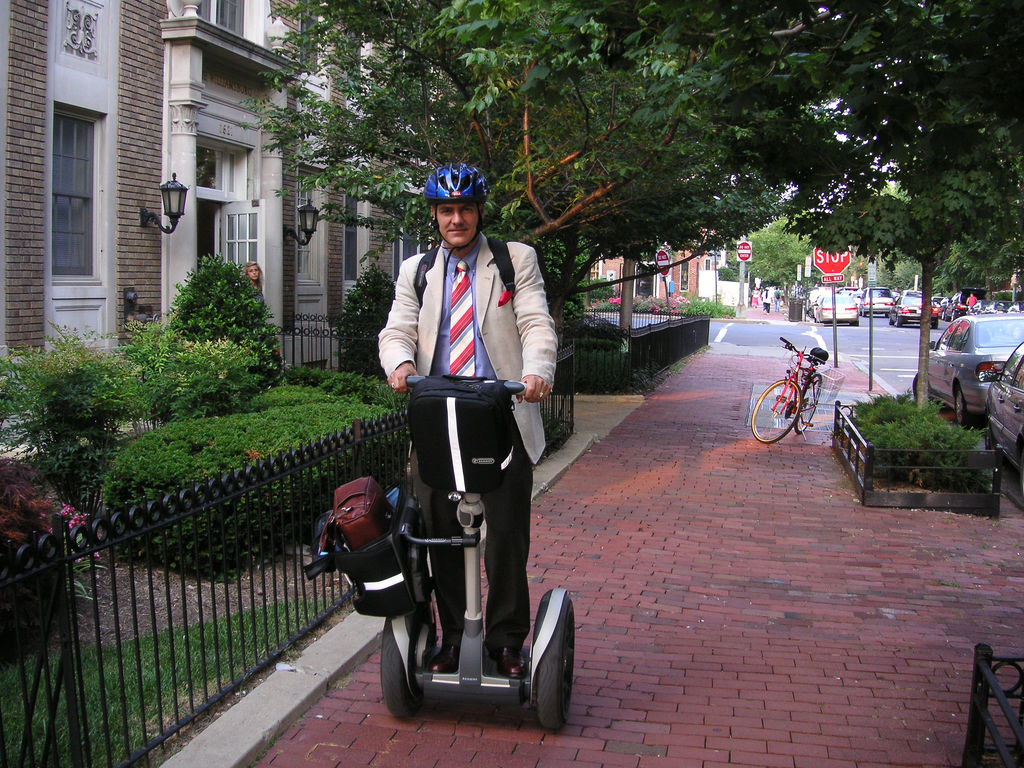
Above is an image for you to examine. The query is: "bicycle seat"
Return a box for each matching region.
[809,347,829,365]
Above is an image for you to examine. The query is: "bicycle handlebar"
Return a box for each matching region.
[406,375,527,395]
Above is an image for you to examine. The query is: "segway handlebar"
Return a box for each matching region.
[399,520,479,548]
[405,375,526,395]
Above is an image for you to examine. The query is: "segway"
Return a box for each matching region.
[379,376,575,729]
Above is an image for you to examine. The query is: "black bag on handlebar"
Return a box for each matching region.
[408,376,516,494]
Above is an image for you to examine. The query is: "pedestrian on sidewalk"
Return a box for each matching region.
[378,163,558,679]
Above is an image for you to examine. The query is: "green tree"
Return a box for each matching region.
[747,221,812,293]
[258,0,791,327]
[335,264,396,377]
[169,256,282,388]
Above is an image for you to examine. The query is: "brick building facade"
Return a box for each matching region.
[1,0,384,354]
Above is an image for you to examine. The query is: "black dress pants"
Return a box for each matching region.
[412,432,532,653]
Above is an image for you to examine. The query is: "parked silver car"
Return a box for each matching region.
[922,315,1024,425]
[985,341,1024,490]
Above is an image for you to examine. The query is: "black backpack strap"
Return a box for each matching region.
[486,237,516,296]
[414,238,515,306]
[413,246,440,306]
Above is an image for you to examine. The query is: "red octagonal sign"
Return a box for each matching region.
[813,247,851,275]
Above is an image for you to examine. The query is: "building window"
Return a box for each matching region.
[52,114,94,277]
[196,145,240,195]
[225,212,258,265]
[199,0,242,35]
[392,234,424,278]
[343,197,358,281]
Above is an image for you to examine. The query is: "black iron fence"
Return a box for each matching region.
[0,341,579,768]
[571,314,709,393]
[962,643,1024,767]
[0,413,409,768]
[279,313,337,370]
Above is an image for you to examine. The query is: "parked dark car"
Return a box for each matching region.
[942,287,986,322]
[887,290,938,328]
[921,315,1024,425]
[985,340,1024,494]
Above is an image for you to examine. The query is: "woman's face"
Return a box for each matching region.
[246,265,260,281]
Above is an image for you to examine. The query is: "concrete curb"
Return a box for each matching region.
[161,612,382,768]
[162,395,643,768]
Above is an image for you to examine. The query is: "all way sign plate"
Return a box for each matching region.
[821,274,845,284]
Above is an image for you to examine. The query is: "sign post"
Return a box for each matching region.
[813,248,852,368]
[736,241,752,318]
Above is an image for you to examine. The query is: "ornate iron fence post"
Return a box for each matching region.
[962,643,994,767]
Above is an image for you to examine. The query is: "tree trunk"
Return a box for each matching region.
[916,253,937,407]
[619,259,635,331]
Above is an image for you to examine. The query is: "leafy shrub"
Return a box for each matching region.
[123,321,261,423]
[335,264,395,377]
[283,366,382,404]
[682,298,736,318]
[851,394,988,492]
[168,255,282,387]
[102,399,385,576]
[588,296,735,318]
[0,459,55,546]
[0,328,140,517]
[575,338,630,393]
[0,460,57,657]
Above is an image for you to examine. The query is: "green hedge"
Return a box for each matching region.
[103,399,383,576]
[575,339,630,393]
[851,394,988,493]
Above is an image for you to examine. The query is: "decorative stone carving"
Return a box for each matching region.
[169,103,200,135]
[63,0,100,60]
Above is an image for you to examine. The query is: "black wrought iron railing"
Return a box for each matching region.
[279,313,337,370]
[962,643,1024,767]
[570,314,709,393]
[0,413,409,768]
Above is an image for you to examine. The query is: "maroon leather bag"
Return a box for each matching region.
[327,475,390,551]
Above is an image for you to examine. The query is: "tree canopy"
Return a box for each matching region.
[261,0,1024,344]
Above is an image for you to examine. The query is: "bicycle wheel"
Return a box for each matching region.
[751,379,802,443]
[794,373,823,434]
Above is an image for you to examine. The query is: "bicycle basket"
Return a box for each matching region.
[818,369,845,401]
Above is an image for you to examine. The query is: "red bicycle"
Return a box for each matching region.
[751,337,843,444]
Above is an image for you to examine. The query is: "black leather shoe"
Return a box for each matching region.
[428,643,460,674]
[491,647,525,679]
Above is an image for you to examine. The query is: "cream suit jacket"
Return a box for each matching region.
[378,237,558,464]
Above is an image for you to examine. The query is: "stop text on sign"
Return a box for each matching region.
[813,248,851,275]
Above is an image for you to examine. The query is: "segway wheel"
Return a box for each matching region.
[534,594,575,729]
[380,618,423,717]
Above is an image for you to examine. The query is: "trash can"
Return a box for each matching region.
[788,299,803,322]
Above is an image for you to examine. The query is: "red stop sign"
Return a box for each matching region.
[813,248,851,275]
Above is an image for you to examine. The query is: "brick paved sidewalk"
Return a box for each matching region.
[254,346,1024,768]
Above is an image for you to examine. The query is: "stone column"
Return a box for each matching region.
[162,38,205,312]
[260,89,286,326]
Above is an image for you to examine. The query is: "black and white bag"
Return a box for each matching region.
[408,376,516,494]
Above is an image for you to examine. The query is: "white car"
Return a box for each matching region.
[814,292,860,325]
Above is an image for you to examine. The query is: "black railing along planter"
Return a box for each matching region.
[831,402,1002,517]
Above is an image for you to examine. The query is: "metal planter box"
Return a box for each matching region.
[831,402,1002,517]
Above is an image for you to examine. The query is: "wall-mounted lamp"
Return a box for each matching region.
[139,174,189,233]
[284,202,320,245]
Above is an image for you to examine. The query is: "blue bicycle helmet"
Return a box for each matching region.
[424,163,489,203]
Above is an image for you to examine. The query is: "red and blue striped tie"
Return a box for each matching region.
[449,260,475,376]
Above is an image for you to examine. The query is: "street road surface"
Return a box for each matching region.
[710,314,943,395]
